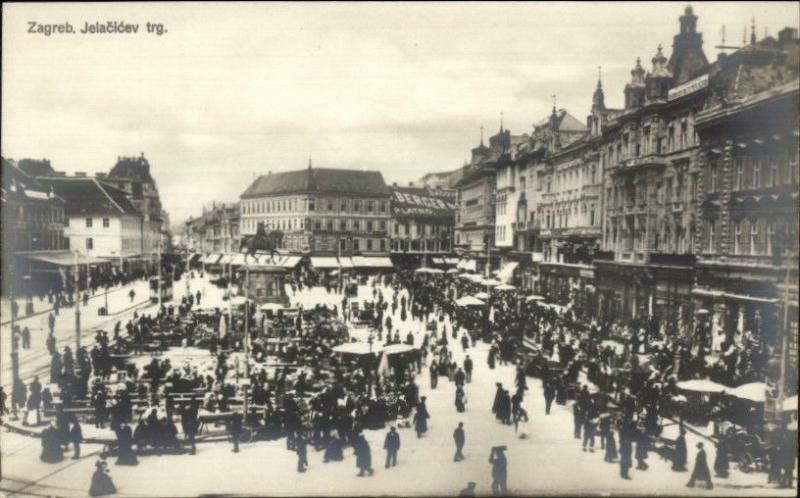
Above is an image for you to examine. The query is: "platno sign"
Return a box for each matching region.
[668,73,709,101]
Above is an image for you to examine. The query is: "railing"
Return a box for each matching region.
[622,153,667,169]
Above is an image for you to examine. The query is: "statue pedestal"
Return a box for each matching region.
[243,265,289,306]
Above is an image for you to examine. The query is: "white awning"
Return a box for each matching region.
[456,259,477,272]
[280,255,302,268]
[444,258,459,265]
[219,253,236,265]
[497,262,518,283]
[352,256,394,268]
[310,257,340,269]
[19,251,112,267]
[202,254,222,265]
[338,257,354,269]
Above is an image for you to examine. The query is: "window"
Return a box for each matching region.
[379,239,386,251]
[393,223,399,235]
[352,239,360,251]
[340,200,348,211]
[734,221,742,254]
[86,238,94,250]
[308,199,315,211]
[314,220,322,230]
[103,217,110,228]
[753,158,761,188]
[353,220,360,231]
[710,165,718,192]
[326,219,334,230]
[353,200,361,212]
[735,159,744,190]
[680,120,688,149]
[379,221,386,231]
[340,239,347,251]
[367,221,374,232]
[750,221,759,255]
[86,218,93,228]
[366,200,374,213]
[340,219,347,231]
[366,239,373,251]
[327,200,334,211]
[708,220,716,252]
[769,157,779,187]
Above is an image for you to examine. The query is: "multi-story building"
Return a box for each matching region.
[389,183,456,265]
[596,6,711,326]
[105,154,166,264]
[454,132,499,268]
[194,202,241,253]
[1,158,67,293]
[693,28,798,366]
[240,163,391,255]
[38,175,144,269]
[418,169,463,189]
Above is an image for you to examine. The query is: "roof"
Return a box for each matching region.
[37,176,140,216]
[241,167,390,199]
[1,158,65,205]
[109,155,155,184]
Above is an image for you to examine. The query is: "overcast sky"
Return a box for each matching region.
[3,2,798,225]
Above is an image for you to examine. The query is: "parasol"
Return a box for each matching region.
[332,342,384,355]
[481,278,502,287]
[676,378,728,393]
[727,382,767,403]
[456,296,485,307]
[779,395,798,412]
[259,303,286,312]
[525,295,545,302]
[415,268,443,274]
[446,268,460,274]
[383,343,417,355]
[473,292,491,300]
[495,284,516,291]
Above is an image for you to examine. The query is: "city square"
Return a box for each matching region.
[1,2,798,497]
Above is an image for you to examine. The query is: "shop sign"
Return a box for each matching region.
[668,74,709,101]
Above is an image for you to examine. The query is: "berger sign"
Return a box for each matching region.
[668,73,709,101]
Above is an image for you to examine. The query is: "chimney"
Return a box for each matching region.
[75,172,87,177]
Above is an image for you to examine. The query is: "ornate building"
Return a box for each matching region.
[597,6,711,327]
[693,27,799,400]
[240,162,391,256]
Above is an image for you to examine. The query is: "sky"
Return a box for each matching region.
[3,2,798,226]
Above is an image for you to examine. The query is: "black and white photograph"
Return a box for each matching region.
[1,2,798,496]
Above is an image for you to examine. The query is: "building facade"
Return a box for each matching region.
[240,164,391,255]
[389,183,456,263]
[1,158,67,293]
[597,7,711,327]
[38,176,144,266]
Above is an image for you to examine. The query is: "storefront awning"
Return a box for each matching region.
[444,257,459,265]
[692,287,778,304]
[310,257,340,269]
[497,262,518,283]
[352,256,394,268]
[19,251,111,267]
[457,259,477,272]
[202,253,222,265]
[219,253,236,265]
[338,257,354,269]
[280,256,302,268]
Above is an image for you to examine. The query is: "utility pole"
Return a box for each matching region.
[778,251,791,415]
[74,251,81,352]
[9,265,20,394]
[157,236,163,309]
[243,265,250,417]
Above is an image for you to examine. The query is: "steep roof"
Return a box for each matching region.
[1,158,64,205]
[109,155,155,184]
[241,167,390,199]
[38,176,139,216]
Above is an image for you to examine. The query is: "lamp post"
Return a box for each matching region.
[74,250,81,352]
[9,264,20,394]
[243,265,251,417]
[157,236,163,309]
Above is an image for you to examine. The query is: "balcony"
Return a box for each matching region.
[622,153,667,171]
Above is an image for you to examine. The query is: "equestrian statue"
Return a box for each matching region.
[240,222,284,264]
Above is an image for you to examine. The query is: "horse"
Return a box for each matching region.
[241,223,283,264]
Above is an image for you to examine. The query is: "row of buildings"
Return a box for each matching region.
[184,162,457,268]
[1,154,170,293]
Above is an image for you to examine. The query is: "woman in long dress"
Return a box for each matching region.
[89,459,117,496]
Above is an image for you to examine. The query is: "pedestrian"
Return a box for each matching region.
[635,430,650,470]
[619,431,632,479]
[26,376,42,426]
[455,386,466,413]
[22,326,31,349]
[230,413,242,453]
[413,398,430,438]
[48,312,56,334]
[572,402,583,439]
[713,437,729,478]
[464,355,473,383]
[604,428,618,462]
[687,442,713,489]
[383,426,400,468]
[543,380,555,415]
[89,458,116,497]
[128,289,136,303]
[0,386,7,417]
[455,368,466,387]
[429,361,438,389]
[459,481,477,497]
[296,433,308,472]
[71,420,83,459]
[453,422,465,462]
[489,446,508,496]
[672,428,688,471]
[354,433,374,477]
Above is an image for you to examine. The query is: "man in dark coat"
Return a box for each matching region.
[383,426,400,468]
[464,355,473,383]
[413,399,430,438]
[230,413,242,453]
[619,431,632,479]
[672,428,688,471]
[453,422,465,462]
[296,434,308,472]
[429,361,438,389]
[70,420,83,459]
[713,438,729,478]
[635,430,650,470]
[687,442,713,489]
[492,383,503,418]
[26,376,42,426]
[354,433,374,476]
[543,380,556,415]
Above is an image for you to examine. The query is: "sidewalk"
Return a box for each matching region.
[0,281,147,327]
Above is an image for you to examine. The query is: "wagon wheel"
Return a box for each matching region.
[737,453,754,473]
[239,427,253,443]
